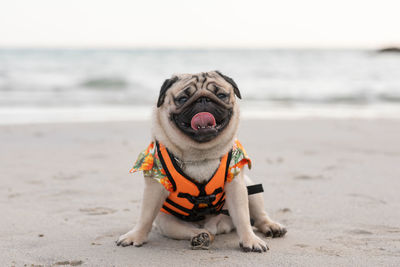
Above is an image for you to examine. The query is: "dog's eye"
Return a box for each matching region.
[217,93,228,100]
[177,96,188,105]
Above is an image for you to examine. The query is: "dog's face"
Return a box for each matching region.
[155,71,241,146]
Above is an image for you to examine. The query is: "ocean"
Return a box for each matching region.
[0,49,399,123]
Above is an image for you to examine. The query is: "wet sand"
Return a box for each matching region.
[1,119,399,266]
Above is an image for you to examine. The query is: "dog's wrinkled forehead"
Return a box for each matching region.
[157,71,241,107]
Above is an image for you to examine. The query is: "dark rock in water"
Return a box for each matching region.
[377,47,400,53]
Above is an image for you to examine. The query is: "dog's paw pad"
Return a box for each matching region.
[190,232,212,250]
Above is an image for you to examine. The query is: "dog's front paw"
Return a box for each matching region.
[239,233,268,253]
[255,219,287,238]
[116,229,147,247]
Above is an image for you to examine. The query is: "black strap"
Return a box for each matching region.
[162,204,205,222]
[219,209,229,216]
[224,150,233,182]
[177,187,223,205]
[162,201,224,222]
[165,198,193,214]
[156,141,177,191]
[247,184,264,195]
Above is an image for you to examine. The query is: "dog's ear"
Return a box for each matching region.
[157,76,179,107]
[215,71,241,99]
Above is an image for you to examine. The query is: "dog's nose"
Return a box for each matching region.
[196,97,211,104]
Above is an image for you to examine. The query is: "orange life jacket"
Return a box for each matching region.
[156,141,232,221]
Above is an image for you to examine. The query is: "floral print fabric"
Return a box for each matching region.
[129,139,251,192]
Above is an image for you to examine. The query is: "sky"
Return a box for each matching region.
[0,0,399,48]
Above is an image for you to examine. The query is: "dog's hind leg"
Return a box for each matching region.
[204,214,234,235]
[244,175,287,238]
[155,212,214,249]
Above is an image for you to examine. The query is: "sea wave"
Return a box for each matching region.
[0,49,399,111]
[80,77,128,89]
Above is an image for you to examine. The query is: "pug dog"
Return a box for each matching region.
[117,71,286,252]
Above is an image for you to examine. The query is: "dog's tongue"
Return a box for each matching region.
[191,112,216,130]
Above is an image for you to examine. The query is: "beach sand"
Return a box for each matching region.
[1,119,399,266]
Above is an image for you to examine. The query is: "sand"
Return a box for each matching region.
[1,119,399,266]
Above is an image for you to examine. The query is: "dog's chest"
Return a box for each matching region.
[181,159,220,183]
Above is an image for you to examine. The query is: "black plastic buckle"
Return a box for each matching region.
[194,194,216,205]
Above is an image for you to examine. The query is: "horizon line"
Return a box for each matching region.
[0,45,395,51]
